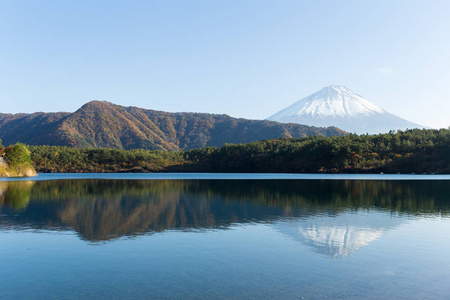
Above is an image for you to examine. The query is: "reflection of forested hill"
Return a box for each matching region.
[1,180,449,242]
[0,181,34,211]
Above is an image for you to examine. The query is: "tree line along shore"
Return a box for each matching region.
[25,128,450,174]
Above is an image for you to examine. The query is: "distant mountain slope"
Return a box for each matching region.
[267,86,427,134]
[0,112,70,146]
[0,101,346,150]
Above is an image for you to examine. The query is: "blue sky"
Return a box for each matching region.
[1,0,449,128]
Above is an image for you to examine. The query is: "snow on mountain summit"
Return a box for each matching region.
[269,86,384,119]
[267,86,427,134]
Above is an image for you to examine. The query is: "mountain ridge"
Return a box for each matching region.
[0,100,346,151]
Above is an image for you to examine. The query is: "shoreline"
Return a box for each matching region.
[3,172,450,182]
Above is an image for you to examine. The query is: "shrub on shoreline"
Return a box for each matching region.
[0,141,36,177]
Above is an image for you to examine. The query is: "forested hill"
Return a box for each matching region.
[0,101,346,151]
[29,128,450,174]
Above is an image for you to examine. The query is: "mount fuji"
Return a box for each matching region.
[267,86,427,134]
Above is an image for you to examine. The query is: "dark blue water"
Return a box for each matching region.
[1,175,450,299]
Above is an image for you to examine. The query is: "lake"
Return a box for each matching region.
[1,174,450,299]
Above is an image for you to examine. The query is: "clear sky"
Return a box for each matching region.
[1,0,449,128]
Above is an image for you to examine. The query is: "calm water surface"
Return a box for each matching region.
[1,174,450,299]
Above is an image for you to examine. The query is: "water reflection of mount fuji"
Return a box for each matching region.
[274,212,403,258]
[1,180,449,250]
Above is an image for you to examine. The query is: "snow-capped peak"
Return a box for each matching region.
[269,86,384,120]
[267,86,427,134]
